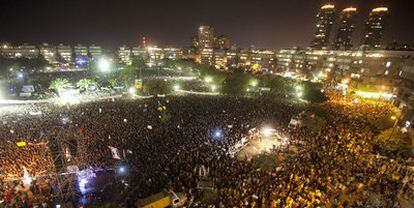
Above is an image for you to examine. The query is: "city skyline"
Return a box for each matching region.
[0,0,413,50]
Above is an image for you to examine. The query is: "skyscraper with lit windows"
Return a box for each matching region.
[333,7,357,50]
[361,7,389,50]
[198,26,214,49]
[310,4,335,49]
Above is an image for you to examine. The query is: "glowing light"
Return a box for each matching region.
[173,84,180,91]
[204,76,213,83]
[118,166,126,174]
[391,116,397,120]
[261,127,274,137]
[128,87,136,95]
[211,85,217,91]
[250,80,258,87]
[321,4,335,10]
[355,91,396,99]
[17,73,24,79]
[343,7,357,12]
[297,92,303,98]
[98,58,110,72]
[372,7,388,12]
[57,93,79,105]
[213,129,223,139]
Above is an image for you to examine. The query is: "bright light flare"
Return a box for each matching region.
[204,76,213,83]
[210,85,217,91]
[173,84,180,91]
[17,73,24,79]
[261,127,274,137]
[250,80,258,87]
[118,166,126,174]
[128,87,136,95]
[57,94,80,105]
[213,128,223,139]
[98,58,110,72]
[355,91,396,99]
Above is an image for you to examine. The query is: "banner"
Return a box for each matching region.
[16,141,27,147]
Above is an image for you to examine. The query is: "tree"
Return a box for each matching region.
[119,57,145,87]
[76,78,97,91]
[221,70,253,95]
[143,79,171,95]
[49,78,72,95]
[302,81,327,103]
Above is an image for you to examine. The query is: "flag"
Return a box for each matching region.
[109,146,121,160]
[23,166,32,184]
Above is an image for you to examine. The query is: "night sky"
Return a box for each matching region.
[0,0,413,50]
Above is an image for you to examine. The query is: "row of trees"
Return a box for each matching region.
[31,57,327,103]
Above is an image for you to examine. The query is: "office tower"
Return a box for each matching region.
[56,44,73,62]
[310,4,335,49]
[214,35,230,50]
[333,7,357,50]
[198,26,214,49]
[361,7,389,50]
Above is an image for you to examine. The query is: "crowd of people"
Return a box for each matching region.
[0,94,413,207]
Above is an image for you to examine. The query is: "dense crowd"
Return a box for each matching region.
[0,95,413,207]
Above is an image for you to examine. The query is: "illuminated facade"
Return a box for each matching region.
[1,43,39,59]
[39,43,57,64]
[311,4,335,49]
[56,44,73,63]
[198,26,215,49]
[200,48,214,65]
[73,44,88,57]
[88,44,103,60]
[276,49,414,84]
[118,45,132,65]
[361,7,389,50]
[333,7,357,50]
[214,35,230,50]
[163,48,183,60]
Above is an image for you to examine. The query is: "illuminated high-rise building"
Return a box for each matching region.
[214,35,230,50]
[310,4,335,49]
[333,7,357,50]
[198,26,214,49]
[361,7,389,50]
